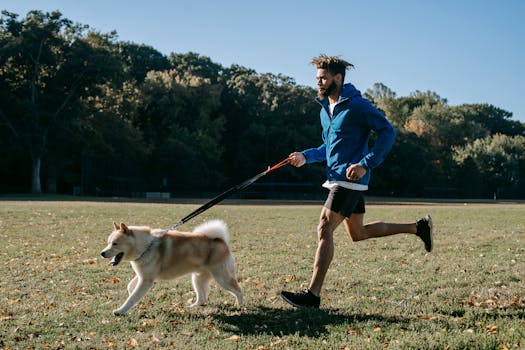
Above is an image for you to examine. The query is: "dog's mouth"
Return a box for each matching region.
[108,252,124,266]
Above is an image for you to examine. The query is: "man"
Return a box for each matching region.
[280,55,433,308]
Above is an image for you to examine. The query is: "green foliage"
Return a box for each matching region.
[137,69,225,189]
[218,66,322,184]
[1,10,524,198]
[453,103,524,136]
[453,134,525,197]
[370,130,433,196]
[0,10,131,194]
[169,52,222,83]
[119,42,170,83]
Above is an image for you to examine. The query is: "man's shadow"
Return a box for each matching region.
[212,306,411,337]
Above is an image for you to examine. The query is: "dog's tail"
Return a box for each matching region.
[193,220,230,244]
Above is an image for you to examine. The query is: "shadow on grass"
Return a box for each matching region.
[212,305,411,337]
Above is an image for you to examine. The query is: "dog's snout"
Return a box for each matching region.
[100,251,107,258]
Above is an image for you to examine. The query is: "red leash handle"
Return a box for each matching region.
[263,157,291,175]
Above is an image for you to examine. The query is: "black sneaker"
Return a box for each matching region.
[280,289,320,308]
[416,215,433,252]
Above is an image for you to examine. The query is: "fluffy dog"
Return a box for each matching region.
[100,220,243,315]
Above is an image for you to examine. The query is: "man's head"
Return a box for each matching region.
[311,54,354,99]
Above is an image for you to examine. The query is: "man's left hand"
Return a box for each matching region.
[346,164,366,181]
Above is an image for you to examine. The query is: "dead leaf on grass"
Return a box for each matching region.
[142,318,159,327]
[267,296,279,303]
[346,328,362,335]
[285,275,296,282]
[270,337,286,347]
[147,334,160,342]
[126,338,139,347]
[225,335,240,342]
[484,325,498,335]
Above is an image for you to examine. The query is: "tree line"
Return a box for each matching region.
[1,10,524,199]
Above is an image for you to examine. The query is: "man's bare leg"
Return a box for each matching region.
[344,213,433,252]
[344,213,416,241]
[308,207,345,296]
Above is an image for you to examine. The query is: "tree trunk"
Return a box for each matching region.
[46,166,57,194]
[31,155,42,194]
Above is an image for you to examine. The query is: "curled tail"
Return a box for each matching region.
[193,220,229,244]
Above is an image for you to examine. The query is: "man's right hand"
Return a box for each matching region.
[289,152,306,167]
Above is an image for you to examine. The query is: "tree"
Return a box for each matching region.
[0,10,121,193]
[137,69,225,190]
[365,86,447,129]
[453,104,525,136]
[218,65,322,187]
[72,80,147,195]
[169,52,223,83]
[365,82,396,102]
[453,134,525,198]
[370,130,434,197]
[118,42,169,84]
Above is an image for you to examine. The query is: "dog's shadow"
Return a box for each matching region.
[211,306,410,337]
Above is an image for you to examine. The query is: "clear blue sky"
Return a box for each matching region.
[3,0,525,122]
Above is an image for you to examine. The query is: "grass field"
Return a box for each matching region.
[1,199,524,349]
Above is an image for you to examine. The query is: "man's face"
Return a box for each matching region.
[316,68,341,98]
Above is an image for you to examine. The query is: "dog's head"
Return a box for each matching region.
[100,222,134,266]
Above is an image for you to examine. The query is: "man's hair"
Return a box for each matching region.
[311,54,354,81]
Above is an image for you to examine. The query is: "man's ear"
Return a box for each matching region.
[335,72,343,85]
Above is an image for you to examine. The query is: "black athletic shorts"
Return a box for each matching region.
[323,186,366,218]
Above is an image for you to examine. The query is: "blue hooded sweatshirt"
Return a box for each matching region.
[302,83,396,190]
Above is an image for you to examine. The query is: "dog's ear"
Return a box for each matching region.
[121,223,131,234]
[113,222,120,230]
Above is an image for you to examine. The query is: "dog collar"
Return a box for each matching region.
[135,239,158,262]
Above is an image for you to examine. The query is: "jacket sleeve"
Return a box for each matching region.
[359,102,396,170]
[302,144,326,164]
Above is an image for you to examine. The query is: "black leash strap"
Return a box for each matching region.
[167,158,290,230]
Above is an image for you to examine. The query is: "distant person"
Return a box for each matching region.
[280,55,433,308]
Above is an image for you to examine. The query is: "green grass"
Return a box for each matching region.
[1,200,524,349]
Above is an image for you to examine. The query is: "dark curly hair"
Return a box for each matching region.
[311,54,354,81]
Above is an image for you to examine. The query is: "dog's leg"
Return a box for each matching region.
[113,278,153,316]
[189,270,213,307]
[127,276,139,295]
[209,256,243,307]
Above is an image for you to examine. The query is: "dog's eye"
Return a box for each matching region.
[112,243,117,246]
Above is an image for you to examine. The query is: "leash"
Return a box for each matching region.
[167,157,291,230]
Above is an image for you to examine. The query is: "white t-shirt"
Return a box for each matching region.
[329,102,337,117]
[322,180,368,191]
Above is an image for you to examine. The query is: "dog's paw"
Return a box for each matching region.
[188,302,207,308]
[113,309,126,316]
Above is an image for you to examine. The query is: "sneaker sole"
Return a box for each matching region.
[427,214,433,252]
[280,292,319,309]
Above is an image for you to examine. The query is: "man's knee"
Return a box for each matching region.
[346,226,366,241]
[317,218,335,241]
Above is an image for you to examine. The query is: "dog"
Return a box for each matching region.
[100,220,243,316]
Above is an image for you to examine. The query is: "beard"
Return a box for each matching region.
[319,81,339,99]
